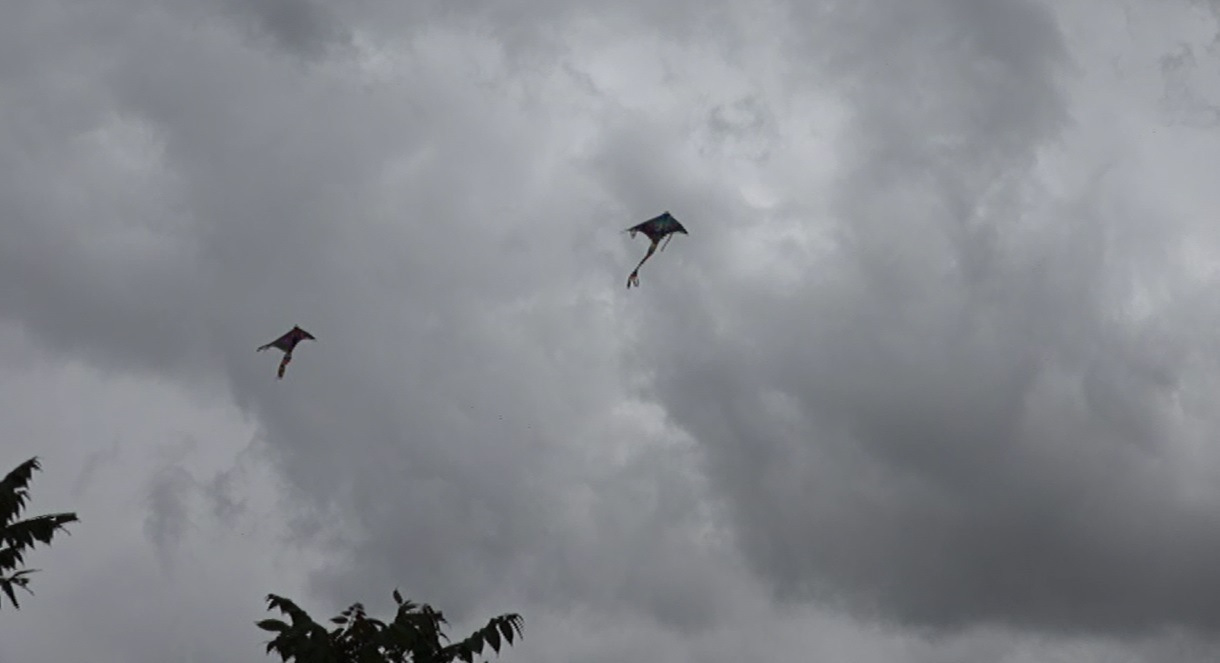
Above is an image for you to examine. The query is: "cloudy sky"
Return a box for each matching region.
[7,0,1220,661]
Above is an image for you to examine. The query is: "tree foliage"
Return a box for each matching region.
[258,589,524,663]
[0,457,79,610]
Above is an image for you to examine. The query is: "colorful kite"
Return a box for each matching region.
[257,326,316,379]
[625,212,688,288]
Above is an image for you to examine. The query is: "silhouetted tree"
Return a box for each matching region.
[258,589,523,663]
[0,457,79,610]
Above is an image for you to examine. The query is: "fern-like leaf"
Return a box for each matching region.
[436,614,523,663]
[0,459,78,610]
[0,458,40,526]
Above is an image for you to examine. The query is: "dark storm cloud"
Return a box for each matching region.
[631,0,1220,639]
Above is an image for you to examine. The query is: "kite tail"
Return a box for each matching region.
[629,242,658,286]
[627,242,659,288]
[277,353,292,379]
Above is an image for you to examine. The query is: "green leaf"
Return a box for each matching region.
[0,458,40,525]
[257,619,290,632]
[0,580,19,609]
[500,615,523,644]
[498,618,515,644]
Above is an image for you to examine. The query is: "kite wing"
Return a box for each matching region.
[257,326,316,354]
[626,212,688,241]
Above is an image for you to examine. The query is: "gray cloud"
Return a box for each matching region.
[634,0,1220,639]
[221,0,347,58]
[143,464,195,570]
[6,0,1220,661]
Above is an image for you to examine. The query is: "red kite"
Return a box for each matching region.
[625,212,688,288]
[257,326,315,379]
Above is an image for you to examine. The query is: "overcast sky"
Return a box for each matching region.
[6,0,1220,661]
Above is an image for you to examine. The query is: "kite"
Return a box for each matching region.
[257,325,316,379]
[625,211,688,288]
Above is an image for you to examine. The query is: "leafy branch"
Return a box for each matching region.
[259,588,523,663]
[0,457,78,610]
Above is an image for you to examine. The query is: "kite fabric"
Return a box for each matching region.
[626,212,688,288]
[257,325,316,379]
